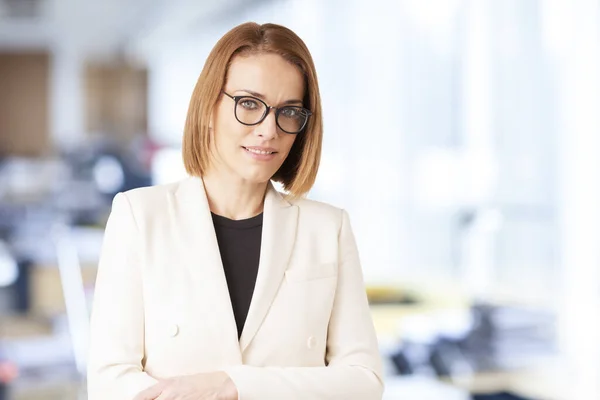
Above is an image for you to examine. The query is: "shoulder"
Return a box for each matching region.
[288,195,348,232]
[111,180,183,222]
[291,196,342,217]
[120,180,180,207]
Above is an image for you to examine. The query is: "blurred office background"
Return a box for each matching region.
[0,0,599,399]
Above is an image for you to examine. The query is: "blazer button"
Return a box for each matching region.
[307,336,317,349]
[169,324,179,337]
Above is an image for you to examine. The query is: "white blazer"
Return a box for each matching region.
[87,176,383,400]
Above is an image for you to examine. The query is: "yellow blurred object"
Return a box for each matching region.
[368,282,471,340]
[366,285,420,305]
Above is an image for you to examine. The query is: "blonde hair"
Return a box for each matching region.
[182,22,323,199]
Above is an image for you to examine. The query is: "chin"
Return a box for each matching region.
[237,169,276,185]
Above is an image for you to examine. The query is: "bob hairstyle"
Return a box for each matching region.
[182,22,323,199]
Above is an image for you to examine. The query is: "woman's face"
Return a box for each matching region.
[209,53,305,185]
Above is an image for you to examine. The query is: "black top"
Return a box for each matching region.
[211,211,263,339]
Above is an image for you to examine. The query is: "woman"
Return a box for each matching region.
[87,22,383,400]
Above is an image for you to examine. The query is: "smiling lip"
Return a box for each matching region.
[242,146,278,161]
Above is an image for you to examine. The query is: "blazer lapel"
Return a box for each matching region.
[239,182,299,353]
[173,176,241,363]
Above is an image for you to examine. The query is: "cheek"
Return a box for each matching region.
[214,118,247,148]
[214,102,236,132]
[216,110,232,135]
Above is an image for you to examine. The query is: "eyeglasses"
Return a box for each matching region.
[222,91,312,134]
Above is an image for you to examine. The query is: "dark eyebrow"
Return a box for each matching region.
[236,89,303,106]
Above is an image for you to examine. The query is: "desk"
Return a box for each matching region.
[369,286,568,400]
[446,364,570,400]
[384,375,468,399]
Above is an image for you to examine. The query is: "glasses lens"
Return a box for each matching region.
[277,107,309,133]
[235,97,267,125]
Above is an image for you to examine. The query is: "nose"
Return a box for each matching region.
[255,107,278,140]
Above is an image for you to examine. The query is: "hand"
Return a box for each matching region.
[133,371,238,400]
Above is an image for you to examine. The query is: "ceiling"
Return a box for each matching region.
[0,0,257,61]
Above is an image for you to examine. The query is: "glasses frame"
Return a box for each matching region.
[222,91,312,134]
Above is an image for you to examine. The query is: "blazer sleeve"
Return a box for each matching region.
[87,192,157,400]
[223,209,384,400]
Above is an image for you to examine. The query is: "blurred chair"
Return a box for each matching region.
[52,223,90,384]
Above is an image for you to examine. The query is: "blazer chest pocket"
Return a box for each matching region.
[285,262,337,282]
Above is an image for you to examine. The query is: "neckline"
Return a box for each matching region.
[211,211,264,229]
